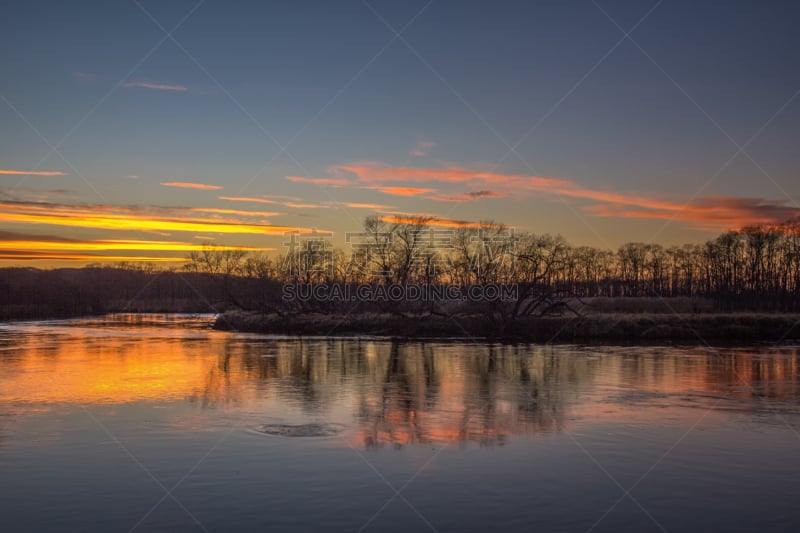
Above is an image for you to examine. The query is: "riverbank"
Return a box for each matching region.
[213,310,800,342]
[0,300,221,322]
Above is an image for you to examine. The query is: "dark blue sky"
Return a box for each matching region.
[1,1,799,263]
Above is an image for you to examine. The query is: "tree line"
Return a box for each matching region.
[0,265,268,319]
[184,215,800,313]
[2,215,799,319]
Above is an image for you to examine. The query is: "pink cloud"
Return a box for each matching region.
[364,186,437,197]
[331,162,561,189]
[585,197,800,230]
[409,138,435,157]
[309,162,800,231]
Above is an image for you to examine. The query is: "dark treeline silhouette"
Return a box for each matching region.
[2,215,799,320]
[0,263,278,320]
[201,215,800,314]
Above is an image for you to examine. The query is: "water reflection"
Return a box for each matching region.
[1,316,799,449]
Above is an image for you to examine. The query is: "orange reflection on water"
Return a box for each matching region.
[0,328,229,405]
[1,317,799,449]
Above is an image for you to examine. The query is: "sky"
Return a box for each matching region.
[1,0,799,266]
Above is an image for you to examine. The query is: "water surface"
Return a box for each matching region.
[1,314,799,532]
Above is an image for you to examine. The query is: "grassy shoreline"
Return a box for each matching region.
[213,310,800,343]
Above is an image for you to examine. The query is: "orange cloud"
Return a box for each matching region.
[329,202,395,210]
[333,163,641,203]
[366,186,437,197]
[0,238,270,253]
[0,201,314,236]
[0,169,67,176]
[585,197,800,230]
[316,162,799,230]
[331,163,549,187]
[0,251,187,262]
[161,182,223,190]
[123,81,188,92]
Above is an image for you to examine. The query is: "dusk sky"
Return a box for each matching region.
[1,0,799,265]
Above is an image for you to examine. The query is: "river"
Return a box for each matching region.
[1,314,799,532]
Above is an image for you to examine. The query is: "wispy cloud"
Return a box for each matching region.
[0,169,67,176]
[190,207,281,217]
[409,138,435,157]
[160,181,223,190]
[379,215,501,229]
[264,194,302,201]
[428,190,508,202]
[286,176,351,187]
[0,250,188,262]
[0,187,76,203]
[585,197,800,230]
[283,202,330,209]
[219,196,278,205]
[325,201,395,210]
[330,162,562,188]
[219,195,329,210]
[72,71,96,82]
[123,81,189,92]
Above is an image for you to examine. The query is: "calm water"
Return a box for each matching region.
[1,315,799,532]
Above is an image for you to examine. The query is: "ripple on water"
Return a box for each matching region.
[253,423,347,438]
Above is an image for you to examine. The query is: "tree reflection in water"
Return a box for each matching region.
[219,341,600,448]
[2,318,799,449]
[214,340,800,447]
